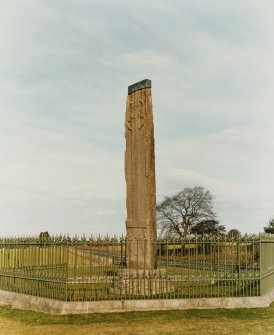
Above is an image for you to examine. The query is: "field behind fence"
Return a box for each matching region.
[0,235,273,302]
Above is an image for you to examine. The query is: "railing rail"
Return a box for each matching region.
[0,235,273,301]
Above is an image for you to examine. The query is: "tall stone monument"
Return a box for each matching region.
[125,79,157,270]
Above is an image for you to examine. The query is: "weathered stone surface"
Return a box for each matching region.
[110,277,174,296]
[1,289,274,314]
[125,79,157,269]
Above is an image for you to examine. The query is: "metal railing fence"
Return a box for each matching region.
[0,235,273,301]
[260,238,274,295]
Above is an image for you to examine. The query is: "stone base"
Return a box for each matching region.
[110,268,173,296]
[1,289,274,314]
[118,268,167,277]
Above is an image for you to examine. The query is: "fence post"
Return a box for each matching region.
[259,237,262,296]
[237,240,240,279]
[66,241,69,301]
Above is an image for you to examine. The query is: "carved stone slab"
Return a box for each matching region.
[124,79,157,270]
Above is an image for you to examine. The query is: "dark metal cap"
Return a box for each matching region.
[128,79,151,95]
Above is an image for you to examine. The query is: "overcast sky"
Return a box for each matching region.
[0,0,274,236]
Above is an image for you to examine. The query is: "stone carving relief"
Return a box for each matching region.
[126,100,145,132]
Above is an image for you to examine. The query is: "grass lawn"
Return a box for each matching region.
[0,303,273,335]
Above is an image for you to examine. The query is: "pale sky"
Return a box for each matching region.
[0,0,274,236]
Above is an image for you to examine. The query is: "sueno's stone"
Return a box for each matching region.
[125,79,157,270]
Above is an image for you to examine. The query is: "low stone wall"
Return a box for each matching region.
[0,289,274,314]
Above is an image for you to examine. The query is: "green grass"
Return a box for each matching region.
[0,304,274,335]
[0,303,274,335]
[1,303,274,325]
[0,255,272,334]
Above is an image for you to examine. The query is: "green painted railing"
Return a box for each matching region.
[0,235,273,301]
[260,238,274,296]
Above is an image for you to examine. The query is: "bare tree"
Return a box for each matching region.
[157,186,217,238]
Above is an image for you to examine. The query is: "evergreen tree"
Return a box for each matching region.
[264,218,274,234]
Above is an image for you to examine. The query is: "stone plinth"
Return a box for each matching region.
[125,79,157,270]
[110,269,173,296]
[118,268,166,277]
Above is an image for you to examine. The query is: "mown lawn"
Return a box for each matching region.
[0,303,273,335]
